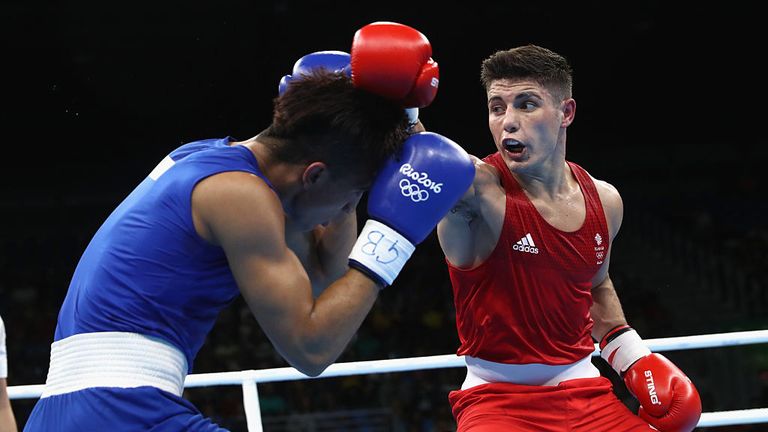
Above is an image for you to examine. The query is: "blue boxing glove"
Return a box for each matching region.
[278,50,421,129]
[278,50,352,95]
[348,132,475,286]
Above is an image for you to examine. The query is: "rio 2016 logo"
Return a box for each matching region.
[398,164,443,203]
[398,164,443,202]
[399,179,429,202]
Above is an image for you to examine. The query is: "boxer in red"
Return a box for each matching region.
[436,45,702,432]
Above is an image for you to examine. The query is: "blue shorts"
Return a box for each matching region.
[23,386,229,431]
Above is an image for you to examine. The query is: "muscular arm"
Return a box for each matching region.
[590,274,628,341]
[589,179,629,341]
[0,379,16,432]
[285,210,357,297]
[437,157,503,268]
[193,172,379,377]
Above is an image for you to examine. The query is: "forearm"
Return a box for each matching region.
[589,276,628,341]
[284,211,357,296]
[296,269,380,375]
[0,381,17,432]
[315,210,357,282]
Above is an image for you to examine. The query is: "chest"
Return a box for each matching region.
[526,190,586,233]
[476,181,607,272]
[505,189,608,273]
[480,181,587,243]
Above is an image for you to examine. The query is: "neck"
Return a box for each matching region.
[511,161,573,199]
[232,135,304,214]
[509,133,573,199]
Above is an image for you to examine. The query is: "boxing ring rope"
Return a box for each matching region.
[9,329,768,430]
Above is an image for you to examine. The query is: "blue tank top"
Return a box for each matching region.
[54,137,272,372]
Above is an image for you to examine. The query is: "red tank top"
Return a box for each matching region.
[447,153,609,365]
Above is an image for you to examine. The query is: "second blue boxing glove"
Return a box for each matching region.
[278,50,351,95]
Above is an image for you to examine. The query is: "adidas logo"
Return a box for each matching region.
[513,233,539,254]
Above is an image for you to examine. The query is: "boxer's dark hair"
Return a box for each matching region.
[481,44,573,102]
[263,70,409,180]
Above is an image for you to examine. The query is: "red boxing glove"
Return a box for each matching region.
[625,353,702,432]
[350,21,439,108]
[601,326,702,432]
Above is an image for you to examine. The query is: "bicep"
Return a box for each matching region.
[437,159,501,268]
[437,200,477,266]
[590,181,627,334]
[590,179,624,287]
[227,240,314,346]
[194,173,314,352]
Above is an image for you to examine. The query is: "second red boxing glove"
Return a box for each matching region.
[624,353,702,432]
[601,325,702,432]
[350,21,439,108]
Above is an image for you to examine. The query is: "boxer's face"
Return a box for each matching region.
[487,78,570,172]
[288,165,368,231]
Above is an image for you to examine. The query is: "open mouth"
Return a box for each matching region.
[503,139,525,154]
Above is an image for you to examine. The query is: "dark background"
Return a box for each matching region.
[1,1,766,431]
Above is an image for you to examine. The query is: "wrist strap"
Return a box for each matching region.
[348,220,415,287]
[599,326,651,375]
[600,325,633,349]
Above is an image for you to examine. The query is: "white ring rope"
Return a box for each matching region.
[8,329,768,429]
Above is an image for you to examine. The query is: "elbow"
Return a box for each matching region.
[290,353,333,378]
[296,364,327,378]
[285,337,337,377]
[281,317,345,377]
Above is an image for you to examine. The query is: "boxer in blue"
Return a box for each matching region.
[24,22,473,431]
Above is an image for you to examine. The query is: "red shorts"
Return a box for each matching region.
[448,376,654,432]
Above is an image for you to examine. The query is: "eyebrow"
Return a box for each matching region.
[487,91,542,105]
[488,96,503,105]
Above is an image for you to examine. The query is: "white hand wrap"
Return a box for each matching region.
[405,107,419,126]
[348,220,415,286]
[600,328,652,375]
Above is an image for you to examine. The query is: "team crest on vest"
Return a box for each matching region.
[594,233,605,265]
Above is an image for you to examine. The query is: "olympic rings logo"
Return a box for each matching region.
[399,179,430,202]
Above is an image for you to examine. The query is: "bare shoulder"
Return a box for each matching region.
[443,155,501,219]
[438,154,506,268]
[592,178,622,211]
[590,176,624,236]
[472,156,501,189]
[192,171,284,248]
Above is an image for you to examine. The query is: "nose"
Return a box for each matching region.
[503,109,519,133]
[342,191,364,214]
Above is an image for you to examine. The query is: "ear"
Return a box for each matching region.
[561,98,576,127]
[301,162,328,189]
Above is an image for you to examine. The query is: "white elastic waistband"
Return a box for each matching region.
[42,332,188,398]
[461,354,600,389]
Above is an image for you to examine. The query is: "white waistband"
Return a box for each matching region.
[42,332,188,398]
[461,354,600,389]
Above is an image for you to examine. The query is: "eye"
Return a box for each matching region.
[519,100,538,111]
[489,105,505,115]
